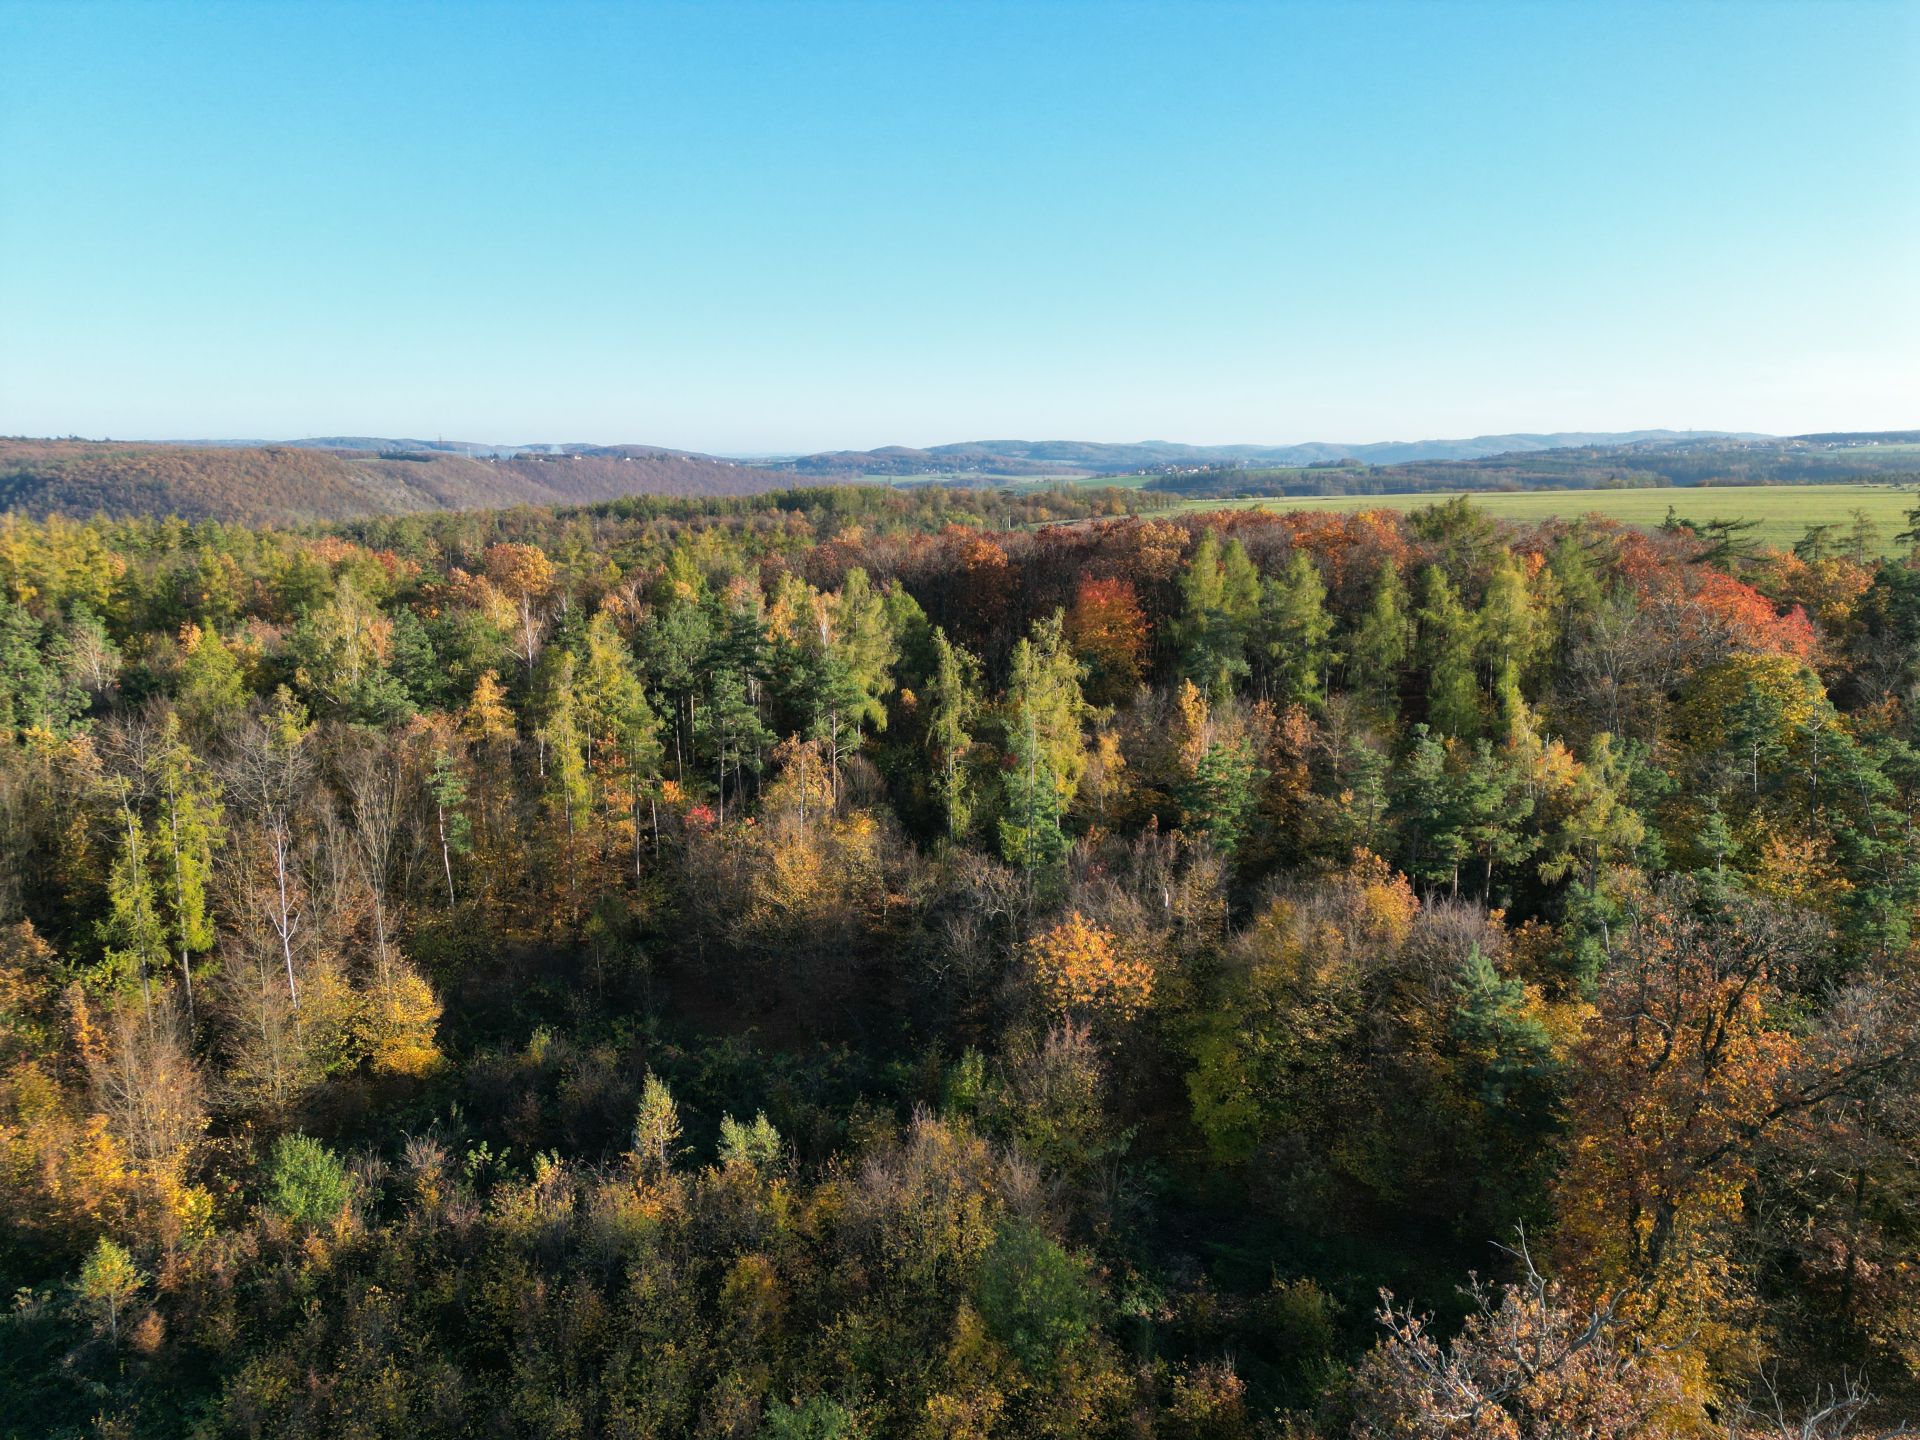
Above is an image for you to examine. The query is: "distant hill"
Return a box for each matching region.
[0,440,812,524]
[8,428,1910,525]
[775,430,1768,477]
[1140,432,1920,500]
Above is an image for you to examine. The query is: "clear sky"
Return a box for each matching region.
[2,0,1915,453]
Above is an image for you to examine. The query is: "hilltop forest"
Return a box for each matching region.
[1145,435,1920,501]
[2,483,1919,1437]
[0,441,796,526]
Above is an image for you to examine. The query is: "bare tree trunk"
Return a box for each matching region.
[438,801,456,906]
[269,820,300,1011]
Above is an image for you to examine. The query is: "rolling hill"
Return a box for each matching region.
[6,430,1913,526]
[1139,432,1920,500]
[773,429,1766,477]
[0,441,813,525]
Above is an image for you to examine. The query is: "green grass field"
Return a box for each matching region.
[1170,482,1920,556]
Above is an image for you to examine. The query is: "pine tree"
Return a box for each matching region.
[926,627,983,840]
[998,613,1092,877]
[96,785,169,1004]
[147,712,222,1022]
[1393,725,1467,894]
[577,612,661,877]
[174,620,247,732]
[1179,735,1267,859]
[1176,530,1260,699]
[1476,552,1543,724]
[539,657,592,918]
[1259,549,1336,707]
[1000,704,1070,876]
[1347,558,1411,707]
[1417,566,1481,739]
[1544,530,1604,665]
[1453,738,1536,903]
[0,597,87,739]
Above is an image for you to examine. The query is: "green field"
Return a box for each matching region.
[1172,482,1920,556]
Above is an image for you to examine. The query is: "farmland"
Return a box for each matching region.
[1171,480,1920,555]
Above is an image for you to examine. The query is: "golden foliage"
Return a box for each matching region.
[360,965,445,1078]
[1027,911,1154,1021]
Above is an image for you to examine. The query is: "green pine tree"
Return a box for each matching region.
[1259,549,1336,708]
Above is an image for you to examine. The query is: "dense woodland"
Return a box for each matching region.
[0,441,807,525]
[3,482,1920,1437]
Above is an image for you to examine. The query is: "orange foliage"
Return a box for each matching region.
[1276,507,1412,593]
[1027,911,1154,1021]
[1614,531,1820,663]
[1116,518,1190,584]
[1064,577,1149,699]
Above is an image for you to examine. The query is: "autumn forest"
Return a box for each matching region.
[3,483,1918,1437]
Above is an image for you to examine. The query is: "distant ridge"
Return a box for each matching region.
[0,439,812,525]
[3,429,1910,525]
[772,430,1771,476]
[152,429,1770,476]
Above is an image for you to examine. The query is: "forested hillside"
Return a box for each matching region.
[0,441,807,524]
[2,485,1918,1436]
[1146,434,1920,500]
[776,431,1760,478]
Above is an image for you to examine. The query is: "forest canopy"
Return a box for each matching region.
[1,485,1918,1437]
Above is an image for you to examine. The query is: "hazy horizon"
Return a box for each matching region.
[17,424,1841,457]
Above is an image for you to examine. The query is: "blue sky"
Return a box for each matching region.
[2,0,1915,452]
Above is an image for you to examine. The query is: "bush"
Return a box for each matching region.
[975,1220,1098,1374]
[760,1395,863,1439]
[265,1133,351,1227]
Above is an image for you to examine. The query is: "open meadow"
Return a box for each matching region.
[1173,480,1920,555]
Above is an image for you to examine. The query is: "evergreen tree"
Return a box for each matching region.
[96,785,169,1003]
[1450,946,1558,1145]
[387,607,449,710]
[1347,557,1411,707]
[1453,738,1536,903]
[1544,529,1604,665]
[635,594,715,785]
[1417,565,1481,738]
[1178,736,1267,859]
[1476,551,1543,720]
[926,627,983,840]
[0,597,86,740]
[147,712,223,1022]
[998,613,1091,877]
[1393,725,1468,894]
[1259,549,1336,707]
[539,656,592,917]
[1176,530,1261,699]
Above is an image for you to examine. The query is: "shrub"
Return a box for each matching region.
[265,1133,351,1227]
